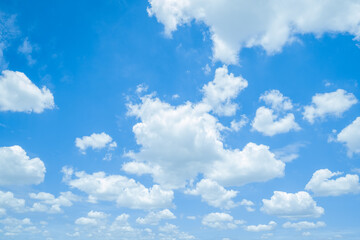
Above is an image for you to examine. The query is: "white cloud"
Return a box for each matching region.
[158,223,195,240]
[0,217,37,236]
[283,221,326,231]
[202,212,244,229]
[305,169,360,196]
[252,107,300,136]
[261,191,324,218]
[65,169,174,210]
[252,90,299,136]
[87,210,109,219]
[303,89,357,124]
[75,132,117,154]
[18,37,36,65]
[148,0,360,64]
[75,217,98,225]
[240,199,255,212]
[124,94,285,189]
[29,191,79,213]
[0,191,25,212]
[337,117,360,156]
[201,65,248,116]
[185,179,238,209]
[0,70,54,113]
[260,90,293,111]
[136,209,176,225]
[0,145,45,185]
[230,115,248,132]
[274,143,306,163]
[245,221,277,232]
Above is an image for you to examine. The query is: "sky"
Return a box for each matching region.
[0,0,360,239]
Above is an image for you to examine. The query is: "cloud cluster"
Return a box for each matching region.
[0,70,54,113]
[124,71,285,189]
[148,0,360,64]
[305,169,360,196]
[201,212,244,229]
[29,191,78,213]
[0,145,45,185]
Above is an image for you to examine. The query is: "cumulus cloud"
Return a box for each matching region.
[148,0,360,64]
[245,221,277,232]
[303,89,357,124]
[136,209,176,225]
[282,221,326,231]
[336,117,360,157]
[0,145,45,185]
[260,90,293,111]
[261,191,324,218]
[0,70,54,113]
[64,169,174,209]
[252,90,300,136]
[201,212,244,229]
[29,191,79,213]
[0,191,25,212]
[124,93,284,189]
[158,223,195,240]
[185,179,238,209]
[202,65,248,116]
[240,199,255,212]
[0,217,38,236]
[75,132,117,154]
[230,115,248,132]
[305,169,360,196]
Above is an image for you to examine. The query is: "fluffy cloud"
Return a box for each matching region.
[185,179,238,209]
[0,217,38,236]
[260,90,293,111]
[0,70,54,113]
[245,221,277,232]
[75,132,117,154]
[0,191,25,212]
[303,89,357,123]
[337,117,360,156]
[240,199,255,212]
[29,191,79,213]
[261,191,324,218]
[64,169,174,210]
[124,93,285,189]
[282,221,326,231]
[148,0,360,64]
[252,90,300,136]
[0,145,45,185]
[136,209,176,225]
[201,212,244,229]
[252,107,300,136]
[305,169,360,196]
[158,223,195,240]
[230,115,248,132]
[201,65,248,116]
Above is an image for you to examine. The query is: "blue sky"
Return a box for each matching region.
[0,0,360,239]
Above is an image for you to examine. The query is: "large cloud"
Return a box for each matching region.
[337,117,360,156]
[0,145,45,185]
[123,94,284,189]
[261,191,324,218]
[147,0,360,64]
[64,169,174,210]
[305,169,360,196]
[303,89,357,124]
[0,70,54,113]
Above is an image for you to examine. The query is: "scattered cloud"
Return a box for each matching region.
[18,37,36,65]
[305,169,360,196]
[0,145,45,185]
[29,191,79,213]
[230,115,248,132]
[261,191,324,218]
[0,191,25,212]
[260,90,293,111]
[0,70,54,113]
[303,89,357,124]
